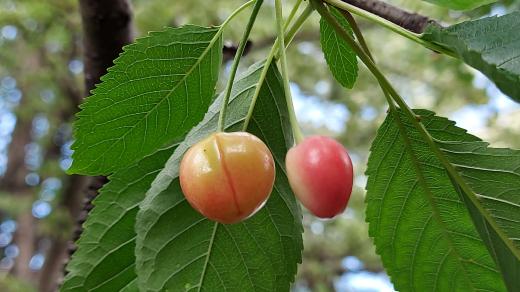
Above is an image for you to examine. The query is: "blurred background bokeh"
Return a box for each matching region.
[0,0,519,291]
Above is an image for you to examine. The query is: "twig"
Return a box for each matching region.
[340,0,434,33]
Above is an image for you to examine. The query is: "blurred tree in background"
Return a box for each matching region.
[0,0,519,291]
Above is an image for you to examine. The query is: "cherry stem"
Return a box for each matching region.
[241,1,312,132]
[339,8,394,105]
[275,0,305,144]
[339,10,373,61]
[217,0,264,132]
[276,3,314,60]
[284,0,304,31]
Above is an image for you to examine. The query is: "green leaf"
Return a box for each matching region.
[422,12,520,102]
[62,143,178,291]
[423,0,496,10]
[438,141,520,291]
[319,6,358,89]
[366,109,506,291]
[69,25,223,175]
[135,61,303,291]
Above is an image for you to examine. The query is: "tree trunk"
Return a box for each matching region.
[1,113,35,281]
[37,1,134,291]
[11,209,36,281]
[79,0,135,92]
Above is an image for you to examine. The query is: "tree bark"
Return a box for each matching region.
[54,0,134,289]
[79,0,135,92]
[340,0,434,33]
[38,1,134,291]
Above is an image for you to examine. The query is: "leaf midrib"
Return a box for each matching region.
[437,142,520,260]
[196,222,219,292]
[321,16,357,86]
[391,105,520,264]
[389,111,478,291]
[429,140,520,259]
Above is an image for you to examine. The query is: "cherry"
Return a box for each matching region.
[285,136,353,218]
[179,132,275,224]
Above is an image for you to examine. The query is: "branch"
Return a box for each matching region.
[340,0,434,33]
[79,0,134,91]
[223,41,253,62]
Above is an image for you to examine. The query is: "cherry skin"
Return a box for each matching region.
[285,136,353,218]
[179,132,275,224]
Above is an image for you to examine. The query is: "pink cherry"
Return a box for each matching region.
[285,136,353,218]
